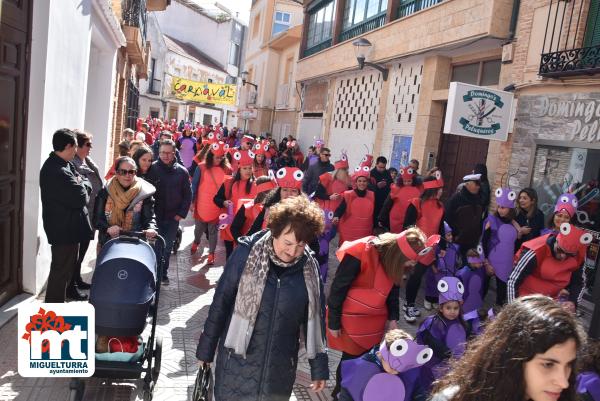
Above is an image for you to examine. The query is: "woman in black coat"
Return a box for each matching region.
[196,195,329,401]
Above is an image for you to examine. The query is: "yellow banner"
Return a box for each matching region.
[171,77,237,106]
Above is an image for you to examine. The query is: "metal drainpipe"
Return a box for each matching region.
[508,0,521,41]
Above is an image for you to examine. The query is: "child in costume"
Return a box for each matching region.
[339,329,432,401]
[378,166,422,233]
[456,246,487,325]
[542,192,578,235]
[423,222,460,310]
[481,187,518,306]
[416,277,468,396]
[577,338,600,401]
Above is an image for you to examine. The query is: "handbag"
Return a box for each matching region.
[192,363,213,401]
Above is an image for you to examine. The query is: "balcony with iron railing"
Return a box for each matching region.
[303,38,332,57]
[539,0,600,77]
[339,11,387,43]
[122,0,148,65]
[397,0,444,19]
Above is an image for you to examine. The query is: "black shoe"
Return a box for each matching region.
[76,280,91,290]
[161,276,170,285]
[66,289,89,301]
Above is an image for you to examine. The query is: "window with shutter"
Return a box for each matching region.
[584,0,600,47]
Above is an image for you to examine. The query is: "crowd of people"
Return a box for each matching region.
[39,116,599,401]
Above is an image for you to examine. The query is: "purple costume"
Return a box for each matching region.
[340,338,432,401]
[217,203,234,231]
[178,136,197,169]
[577,371,600,401]
[483,188,518,283]
[425,223,459,301]
[456,245,486,316]
[416,277,467,394]
[318,209,336,282]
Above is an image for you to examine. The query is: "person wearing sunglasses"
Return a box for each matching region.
[508,222,592,311]
[94,156,157,247]
[301,146,334,195]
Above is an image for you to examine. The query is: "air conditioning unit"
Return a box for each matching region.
[248,91,257,105]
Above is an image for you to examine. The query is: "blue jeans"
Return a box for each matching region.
[157,219,179,276]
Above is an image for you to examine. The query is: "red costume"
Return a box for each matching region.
[316,172,349,212]
[389,185,421,233]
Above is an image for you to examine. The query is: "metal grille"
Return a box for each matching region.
[339,12,386,43]
[397,0,444,19]
[126,80,140,130]
[122,0,148,45]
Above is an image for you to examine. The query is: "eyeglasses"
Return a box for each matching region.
[117,169,137,176]
[321,153,331,157]
[85,142,93,148]
[159,151,174,156]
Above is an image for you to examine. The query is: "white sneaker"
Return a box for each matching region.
[423,300,433,310]
[404,306,419,323]
[403,303,422,317]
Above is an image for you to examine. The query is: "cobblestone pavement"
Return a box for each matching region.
[1,218,593,401]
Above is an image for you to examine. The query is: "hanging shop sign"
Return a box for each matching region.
[443,82,514,142]
[171,77,237,106]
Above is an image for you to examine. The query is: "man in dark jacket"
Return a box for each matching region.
[302,147,334,195]
[445,173,485,258]
[151,130,182,164]
[40,128,92,302]
[148,139,191,284]
[370,156,393,226]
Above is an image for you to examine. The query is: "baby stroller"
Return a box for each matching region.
[69,231,165,401]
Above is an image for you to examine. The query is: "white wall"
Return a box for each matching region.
[23,0,121,295]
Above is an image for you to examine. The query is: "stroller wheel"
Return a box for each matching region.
[142,381,154,401]
[152,335,163,382]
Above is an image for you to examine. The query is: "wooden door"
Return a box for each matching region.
[437,133,489,202]
[0,0,31,305]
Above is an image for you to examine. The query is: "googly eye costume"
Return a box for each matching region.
[387,167,422,233]
[480,188,519,286]
[334,151,350,170]
[192,142,230,224]
[274,167,303,190]
[424,223,460,302]
[416,276,468,394]
[340,337,433,401]
[317,209,337,282]
[456,244,486,316]
[407,171,444,237]
[513,222,591,301]
[337,165,375,244]
[554,192,578,219]
[328,230,431,356]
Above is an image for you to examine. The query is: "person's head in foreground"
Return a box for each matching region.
[432,295,585,401]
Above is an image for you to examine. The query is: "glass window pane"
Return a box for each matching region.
[307,13,317,46]
[451,63,479,85]
[366,0,379,18]
[273,23,288,35]
[314,8,324,42]
[481,59,501,86]
[323,3,334,39]
[343,0,355,28]
[283,13,290,22]
[275,12,282,21]
[381,0,388,12]
[354,0,366,24]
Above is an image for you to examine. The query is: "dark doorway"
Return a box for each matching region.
[437,133,489,202]
[0,0,32,305]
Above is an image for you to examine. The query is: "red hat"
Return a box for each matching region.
[556,223,592,255]
[202,131,221,146]
[242,134,255,145]
[253,140,270,156]
[360,154,373,168]
[275,167,303,190]
[255,177,277,193]
[334,152,349,170]
[397,232,441,265]
[210,141,229,158]
[422,170,444,190]
[352,165,371,181]
[231,149,255,167]
[399,166,416,180]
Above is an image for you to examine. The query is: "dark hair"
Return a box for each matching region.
[114,156,136,172]
[579,338,600,374]
[320,147,331,154]
[52,128,77,151]
[255,176,274,204]
[496,207,516,221]
[376,156,387,165]
[159,139,176,150]
[474,163,488,182]
[75,131,92,148]
[118,140,130,156]
[410,159,419,168]
[230,167,255,197]
[389,167,398,174]
[518,187,539,219]
[205,149,230,170]
[160,130,173,139]
[420,176,440,201]
[132,146,153,171]
[267,194,324,244]
[433,295,584,401]
[546,210,575,229]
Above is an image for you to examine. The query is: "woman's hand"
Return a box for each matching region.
[223,200,233,207]
[484,261,495,276]
[329,193,340,201]
[328,328,340,338]
[144,229,157,239]
[311,380,326,392]
[107,225,121,238]
[438,249,446,258]
[520,226,532,235]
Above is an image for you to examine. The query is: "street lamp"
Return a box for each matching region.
[241,70,258,89]
[352,38,388,81]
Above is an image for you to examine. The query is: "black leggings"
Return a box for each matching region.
[405,263,428,306]
[496,278,507,306]
[224,240,234,260]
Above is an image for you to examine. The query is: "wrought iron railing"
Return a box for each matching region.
[126,80,140,130]
[122,0,148,46]
[303,38,332,57]
[339,12,386,42]
[397,0,444,19]
[538,0,600,77]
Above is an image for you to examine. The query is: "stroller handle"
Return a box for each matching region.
[119,230,148,239]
